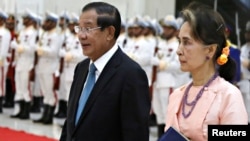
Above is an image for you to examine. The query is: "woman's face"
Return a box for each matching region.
[177,22,208,73]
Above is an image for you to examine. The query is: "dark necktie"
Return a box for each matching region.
[75,63,96,125]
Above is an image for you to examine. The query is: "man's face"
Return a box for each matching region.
[68,23,75,33]
[22,17,30,26]
[44,19,56,30]
[6,16,15,31]
[59,17,65,28]
[162,25,176,40]
[78,9,110,61]
[0,17,5,26]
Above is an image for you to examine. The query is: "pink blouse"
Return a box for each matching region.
[165,76,248,141]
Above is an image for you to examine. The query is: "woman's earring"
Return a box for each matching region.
[206,56,210,60]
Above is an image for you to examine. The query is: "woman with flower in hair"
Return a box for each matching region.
[163,2,248,141]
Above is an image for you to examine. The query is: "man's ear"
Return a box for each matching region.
[106,26,115,40]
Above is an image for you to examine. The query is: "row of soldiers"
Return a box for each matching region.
[0,9,87,125]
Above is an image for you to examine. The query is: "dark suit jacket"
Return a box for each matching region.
[60,47,151,141]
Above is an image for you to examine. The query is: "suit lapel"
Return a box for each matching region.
[70,59,90,131]
[74,48,123,130]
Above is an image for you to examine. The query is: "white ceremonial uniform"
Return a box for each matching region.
[239,42,250,122]
[122,36,135,55]
[0,25,11,97]
[127,36,155,86]
[36,29,60,106]
[143,34,157,86]
[56,27,70,91]
[151,36,190,124]
[58,28,70,48]
[116,32,127,49]
[32,27,45,98]
[13,25,37,102]
[58,33,86,101]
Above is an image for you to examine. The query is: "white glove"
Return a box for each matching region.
[157,50,165,59]
[64,52,73,62]
[36,47,44,56]
[54,70,60,77]
[59,48,66,57]
[127,52,136,60]
[17,46,24,54]
[159,60,167,71]
[10,39,18,49]
[151,56,160,65]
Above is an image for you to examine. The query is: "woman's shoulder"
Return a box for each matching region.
[210,76,241,95]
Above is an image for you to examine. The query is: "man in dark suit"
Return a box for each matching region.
[60,2,151,141]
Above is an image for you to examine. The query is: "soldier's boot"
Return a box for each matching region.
[10,100,24,118]
[33,104,49,123]
[54,100,67,118]
[30,97,41,113]
[3,78,14,108]
[43,105,55,125]
[0,97,3,113]
[19,101,30,120]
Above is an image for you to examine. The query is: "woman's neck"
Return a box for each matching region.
[191,71,216,86]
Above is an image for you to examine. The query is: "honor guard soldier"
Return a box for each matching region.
[53,11,71,117]
[0,10,11,113]
[57,10,71,86]
[143,16,161,88]
[30,15,44,113]
[10,9,38,119]
[126,16,155,88]
[58,11,71,49]
[55,13,87,119]
[33,11,60,124]
[4,14,18,108]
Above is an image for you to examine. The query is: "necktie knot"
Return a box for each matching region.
[89,63,96,74]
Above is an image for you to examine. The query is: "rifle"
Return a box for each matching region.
[30,5,41,82]
[150,41,159,101]
[6,13,18,96]
[56,11,68,90]
[214,0,217,11]
[235,12,241,48]
[149,11,160,101]
[7,2,18,83]
[59,11,68,73]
